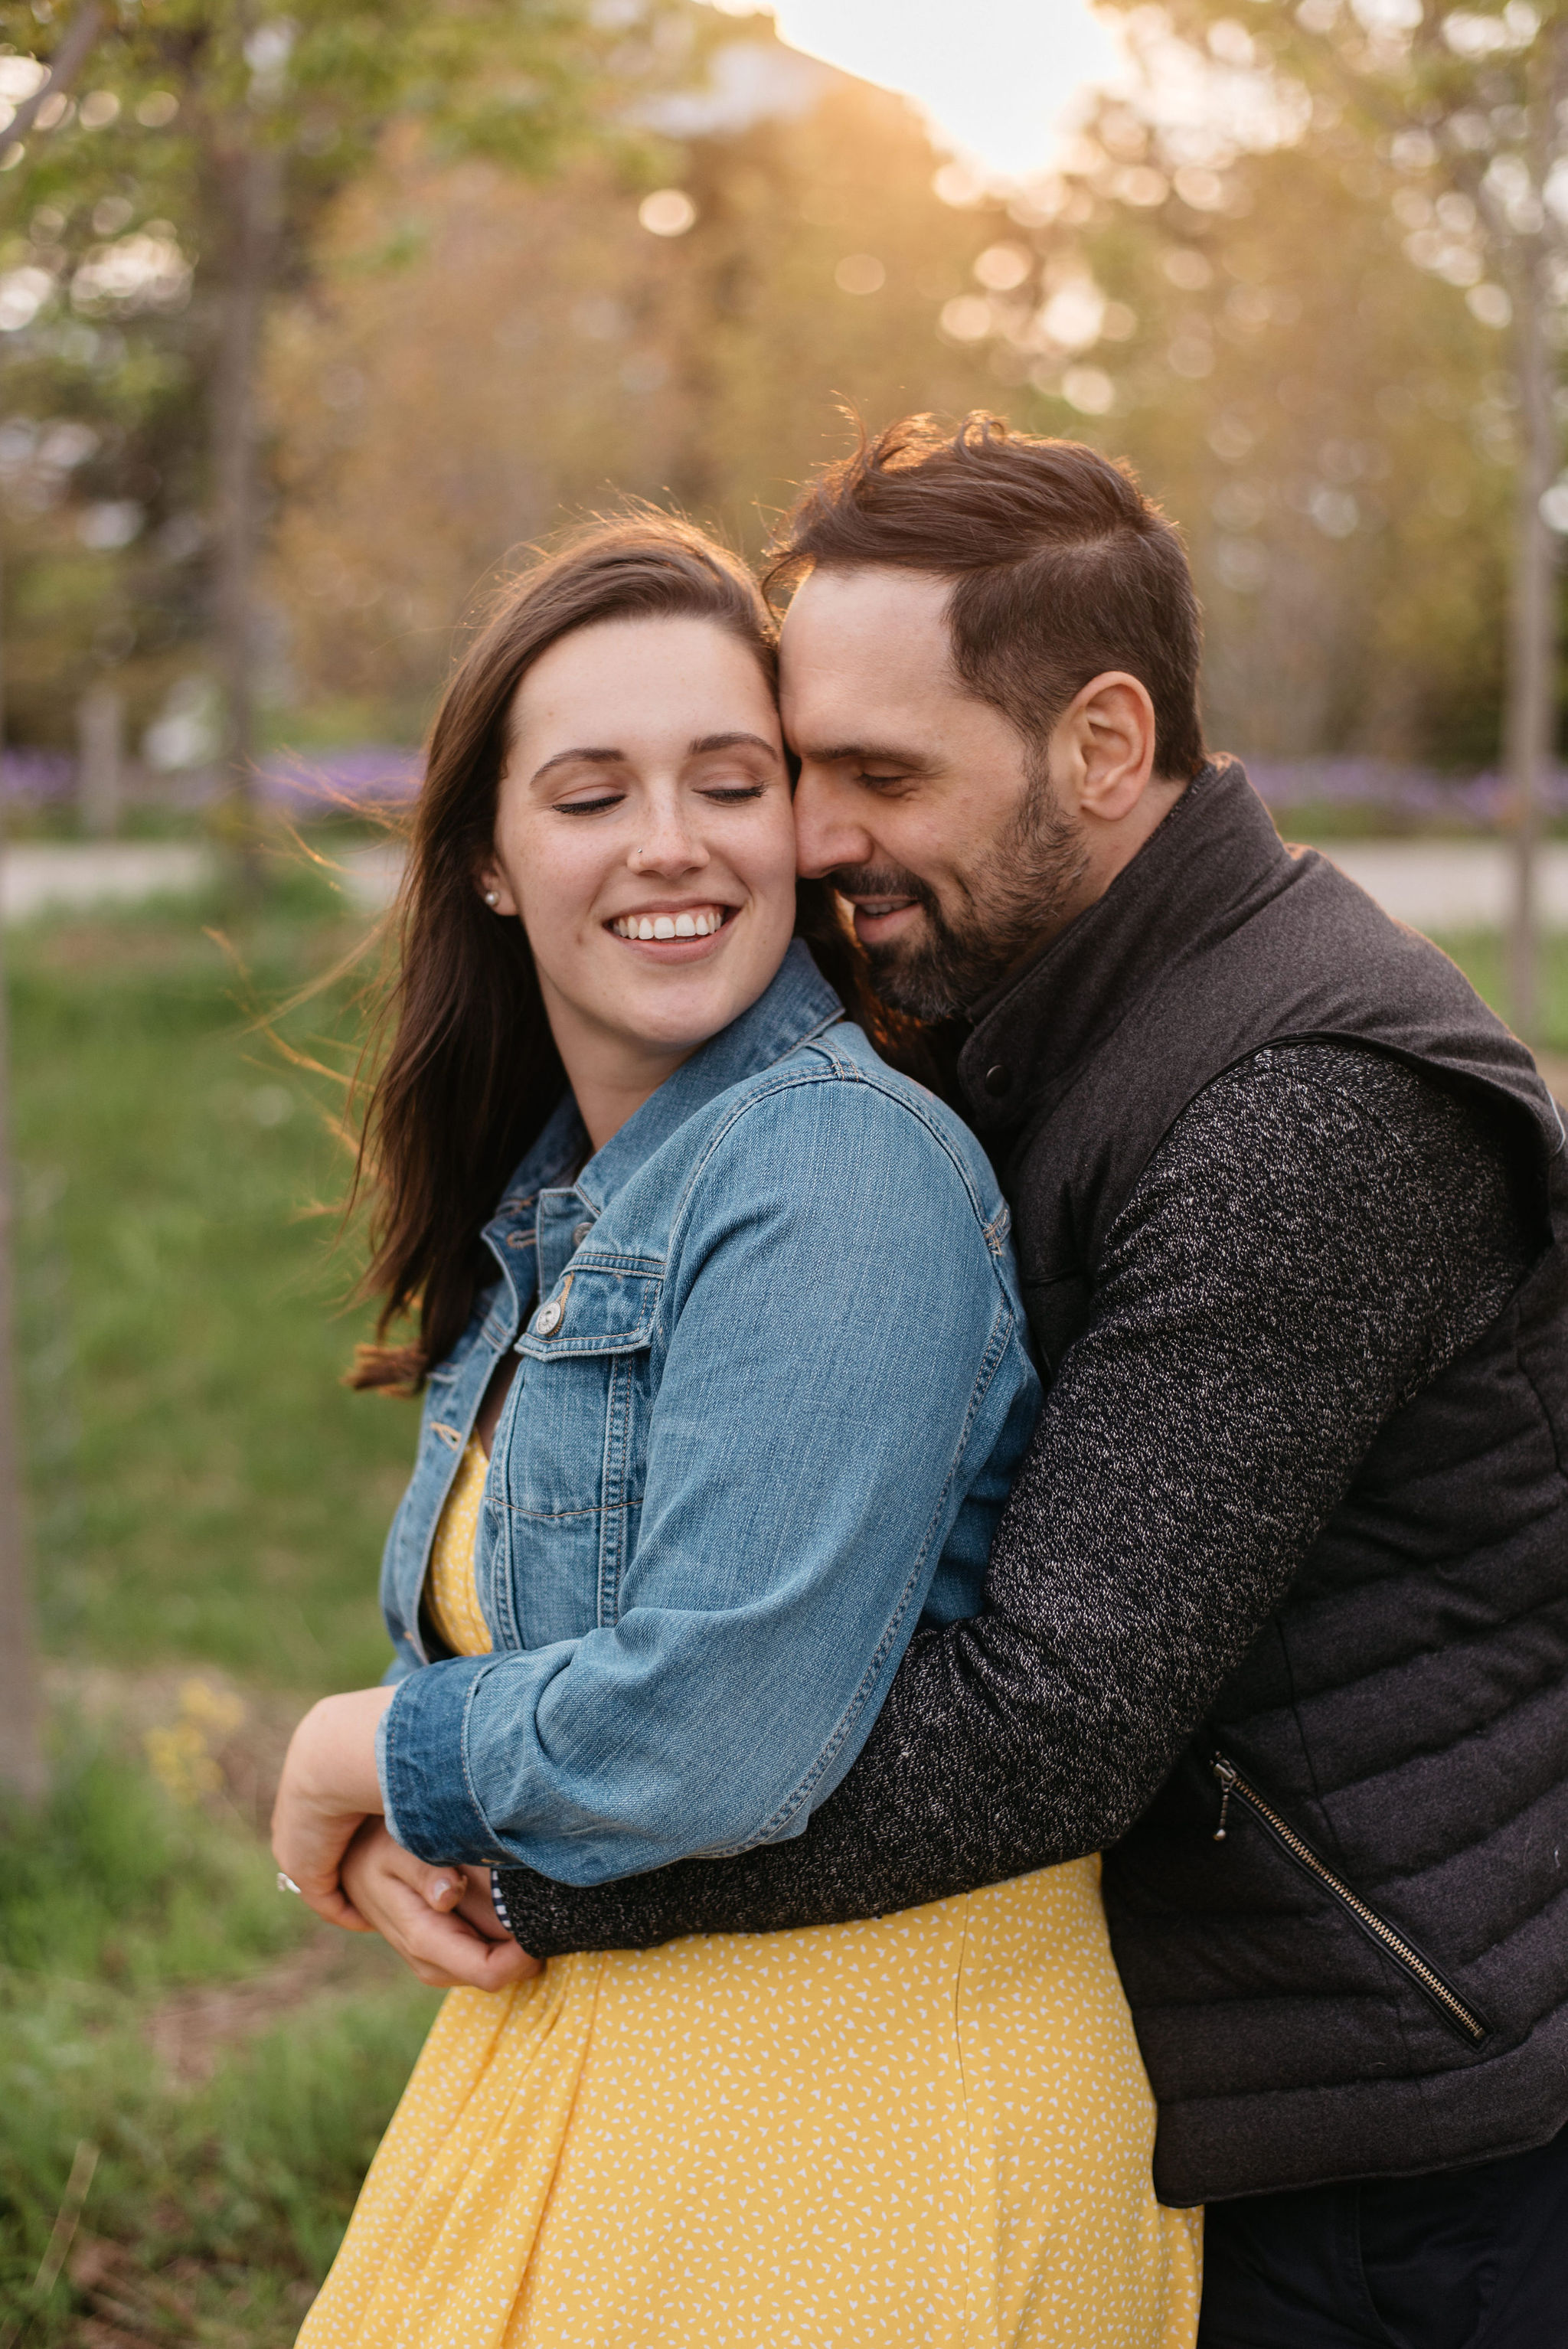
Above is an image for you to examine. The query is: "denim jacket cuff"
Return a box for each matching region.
[378,1658,501,1864]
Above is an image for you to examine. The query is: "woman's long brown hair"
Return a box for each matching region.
[349,514,884,1394]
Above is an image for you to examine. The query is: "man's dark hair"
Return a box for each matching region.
[766,412,1206,781]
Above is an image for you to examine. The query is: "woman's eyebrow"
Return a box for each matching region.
[530,733,778,787]
[690,730,779,760]
[529,746,624,786]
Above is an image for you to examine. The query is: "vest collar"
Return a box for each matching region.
[958,757,1291,1139]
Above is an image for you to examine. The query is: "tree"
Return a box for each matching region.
[263,33,1021,717]
[0,0,108,1805]
[936,63,1515,779]
[0,0,675,1804]
[0,0,677,887]
[1119,0,1567,1031]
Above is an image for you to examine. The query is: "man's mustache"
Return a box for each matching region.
[822,864,938,916]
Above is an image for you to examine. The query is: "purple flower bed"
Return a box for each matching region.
[256,747,423,813]
[252,752,1557,827]
[1246,760,1560,826]
[0,744,1554,829]
[0,745,425,812]
[0,750,75,803]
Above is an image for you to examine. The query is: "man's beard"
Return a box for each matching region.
[827,760,1089,1021]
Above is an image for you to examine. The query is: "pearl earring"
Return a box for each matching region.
[484,890,499,907]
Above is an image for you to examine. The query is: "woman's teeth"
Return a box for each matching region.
[611,908,729,941]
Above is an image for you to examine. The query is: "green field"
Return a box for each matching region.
[0,886,1563,2344]
[1,876,439,2345]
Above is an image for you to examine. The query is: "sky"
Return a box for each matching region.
[749,0,1125,178]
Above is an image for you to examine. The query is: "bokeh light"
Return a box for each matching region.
[638,188,698,237]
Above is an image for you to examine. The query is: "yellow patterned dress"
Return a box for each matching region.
[299,1438,1202,2349]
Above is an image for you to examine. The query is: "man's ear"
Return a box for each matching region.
[1059,672,1158,824]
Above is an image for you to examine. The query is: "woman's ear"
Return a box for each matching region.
[476,864,518,917]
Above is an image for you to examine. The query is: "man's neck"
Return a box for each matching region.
[1066,770,1191,933]
[1004,770,1193,984]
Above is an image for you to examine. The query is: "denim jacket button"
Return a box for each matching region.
[572,1221,593,1246]
[534,1299,564,1335]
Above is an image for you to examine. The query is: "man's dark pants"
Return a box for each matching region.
[1196,2123,1568,2347]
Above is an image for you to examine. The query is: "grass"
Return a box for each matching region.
[2,871,438,2344]
[10,867,415,1691]
[0,879,1557,2343]
[0,1708,439,2344]
[1431,929,1568,1060]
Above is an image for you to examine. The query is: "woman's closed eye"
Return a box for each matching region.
[553,777,769,816]
[556,790,626,816]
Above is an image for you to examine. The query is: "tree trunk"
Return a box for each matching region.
[0,532,47,1807]
[0,0,110,1808]
[1505,44,1563,1044]
[77,680,123,838]
[210,131,281,902]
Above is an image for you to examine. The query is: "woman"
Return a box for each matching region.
[274,517,1201,2347]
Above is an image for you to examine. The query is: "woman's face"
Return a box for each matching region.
[481,615,797,1113]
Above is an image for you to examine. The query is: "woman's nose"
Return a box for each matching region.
[629,802,710,875]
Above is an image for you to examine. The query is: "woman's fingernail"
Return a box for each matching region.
[427,1877,456,1903]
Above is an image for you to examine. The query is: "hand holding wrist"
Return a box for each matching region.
[272,1686,394,1929]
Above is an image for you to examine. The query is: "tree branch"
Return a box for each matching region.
[3,0,104,150]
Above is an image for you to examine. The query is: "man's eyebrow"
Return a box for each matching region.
[690,730,780,760]
[796,741,934,770]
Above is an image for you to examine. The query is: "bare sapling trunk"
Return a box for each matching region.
[77,680,123,837]
[0,534,45,1807]
[1507,255,1557,1041]
[0,0,109,1810]
[1505,38,1563,1044]
[211,132,280,903]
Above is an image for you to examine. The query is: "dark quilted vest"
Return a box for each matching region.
[958,758,1568,2207]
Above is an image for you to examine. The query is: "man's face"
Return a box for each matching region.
[780,566,1089,1020]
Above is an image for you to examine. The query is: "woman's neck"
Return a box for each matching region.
[543,985,700,1156]
[570,1055,694,1155]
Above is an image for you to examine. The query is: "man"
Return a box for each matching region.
[494,415,1568,2342]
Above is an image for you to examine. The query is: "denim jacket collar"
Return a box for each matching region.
[495,1093,586,1217]
[498,940,840,1218]
[579,941,842,1209]
[480,941,844,1295]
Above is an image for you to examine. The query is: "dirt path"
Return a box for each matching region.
[144,1929,371,2086]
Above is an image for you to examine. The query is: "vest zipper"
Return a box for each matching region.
[1209,1753,1488,2045]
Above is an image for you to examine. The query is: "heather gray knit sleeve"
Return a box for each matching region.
[493,1044,1535,1952]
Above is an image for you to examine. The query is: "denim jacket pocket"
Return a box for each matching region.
[512,1258,662,1360]
[502,1260,662,1635]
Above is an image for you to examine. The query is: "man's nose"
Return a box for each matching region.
[795,766,875,879]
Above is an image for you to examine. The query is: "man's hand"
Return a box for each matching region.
[341,1821,541,1991]
[272,1686,394,1929]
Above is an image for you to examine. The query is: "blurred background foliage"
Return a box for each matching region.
[0,0,1539,783]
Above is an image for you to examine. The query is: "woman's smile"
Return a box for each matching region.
[607,901,737,949]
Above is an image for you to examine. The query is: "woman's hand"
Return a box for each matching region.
[272,1686,396,1929]
[340,1821,541,1991]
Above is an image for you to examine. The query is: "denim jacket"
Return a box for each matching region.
[377,942,1040,1883]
